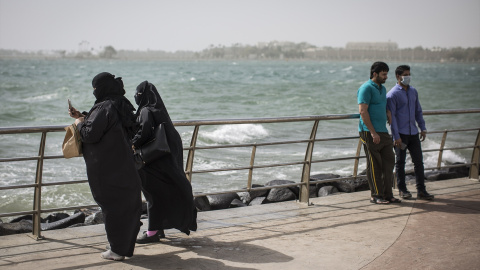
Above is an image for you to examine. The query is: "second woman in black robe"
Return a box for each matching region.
[132,81,197,243]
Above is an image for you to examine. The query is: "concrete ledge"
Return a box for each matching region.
[0,178,479,270]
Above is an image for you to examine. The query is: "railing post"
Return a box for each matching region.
[437,130,448,170]
[299,120,319,204]
[32,132,47,240]
[353,138,363,178]
[185,125,200,183]
[470,129,480,180]
[247,145,257,191]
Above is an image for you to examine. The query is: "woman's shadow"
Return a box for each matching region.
[125,236,294,269]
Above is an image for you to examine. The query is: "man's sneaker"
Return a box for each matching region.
[136,231,160,244]
[417,190,434,200]
[399,189,412,199]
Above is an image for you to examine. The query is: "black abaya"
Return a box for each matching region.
[78,100,142,257]
[132,82,197,235]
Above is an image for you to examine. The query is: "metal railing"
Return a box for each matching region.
[1,108,479,240]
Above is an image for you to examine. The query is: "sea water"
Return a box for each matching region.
[0,59,479,216]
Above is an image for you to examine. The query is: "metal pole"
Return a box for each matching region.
[437,130,448,170]
[32,132,47,240]
[353,138,363,178]
[185,125,200,182]
[247,145,257,191]
[299,120,319,204]
[470,129,480,180]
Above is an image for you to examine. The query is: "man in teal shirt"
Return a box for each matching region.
[358,62,399,204]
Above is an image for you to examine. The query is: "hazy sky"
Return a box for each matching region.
[1,0,479,52]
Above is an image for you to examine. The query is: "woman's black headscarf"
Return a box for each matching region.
[134,81,172,123]
[91,72,137,137]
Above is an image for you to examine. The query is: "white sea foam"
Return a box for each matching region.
[200,124,269,144]
[401,139,467,170]
[193,158,236,175]
[25,93,58,102]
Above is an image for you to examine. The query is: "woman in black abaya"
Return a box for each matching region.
[69,72,142,260]
[132,81,197,243]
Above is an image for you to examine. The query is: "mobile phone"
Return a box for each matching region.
[68,99,73,110]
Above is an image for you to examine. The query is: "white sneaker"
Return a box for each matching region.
[101,249,125,261]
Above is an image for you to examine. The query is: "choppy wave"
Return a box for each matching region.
[200,124,269,144]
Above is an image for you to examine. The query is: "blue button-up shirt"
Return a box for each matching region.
[386,83,426,140]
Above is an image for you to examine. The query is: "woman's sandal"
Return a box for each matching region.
[370,197,390,204]
[387,197,402,203]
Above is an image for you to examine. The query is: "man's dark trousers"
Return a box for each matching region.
[360,131,395,199]
[394,133,426,192]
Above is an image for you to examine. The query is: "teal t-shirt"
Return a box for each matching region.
[357,80,388,133]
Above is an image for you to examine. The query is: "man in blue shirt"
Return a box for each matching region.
[387,65,434,200]
[358,62,399,204]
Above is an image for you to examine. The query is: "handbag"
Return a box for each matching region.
[62,124,82,158]
[138,122,170,164]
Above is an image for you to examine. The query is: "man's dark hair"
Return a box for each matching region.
[395,65,410,76]
[370,62,389,79]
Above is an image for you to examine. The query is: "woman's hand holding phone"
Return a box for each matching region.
[68,99,82,119]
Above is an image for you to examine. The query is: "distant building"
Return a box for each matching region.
[345,42,398,51]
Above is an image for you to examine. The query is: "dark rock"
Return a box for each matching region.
[74,207,101,217]
[194,195,211,211]
[448,162,470,177]
[44,213,70,223]
[265,180,299,197]
[351,176,370,191]
[84,211,104,225]
[425,170,461,181]
[207,193,240,210]
[41,211,85,231]
[0,219,33,236]
[309,184,318,198]
[314,174,368,193]
[230,199,248,208]
[311,174,345,193]
[9,215,42,223]
[248,196,267,206]
[317,186,339,197]
[266,188,296,202]
[334,180,355,193]
[310,174,342,183]
[237,184,269,204]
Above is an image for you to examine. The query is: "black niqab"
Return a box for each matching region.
[134,81,172,123]
[91,72,137,138]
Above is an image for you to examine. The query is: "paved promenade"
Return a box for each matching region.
[1,178,479,270]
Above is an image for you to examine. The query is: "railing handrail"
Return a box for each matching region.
[1,108,479,240]
[2,108,479,133]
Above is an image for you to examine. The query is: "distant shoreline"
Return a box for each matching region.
[1,41,479,63]
[1,55,478,64]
